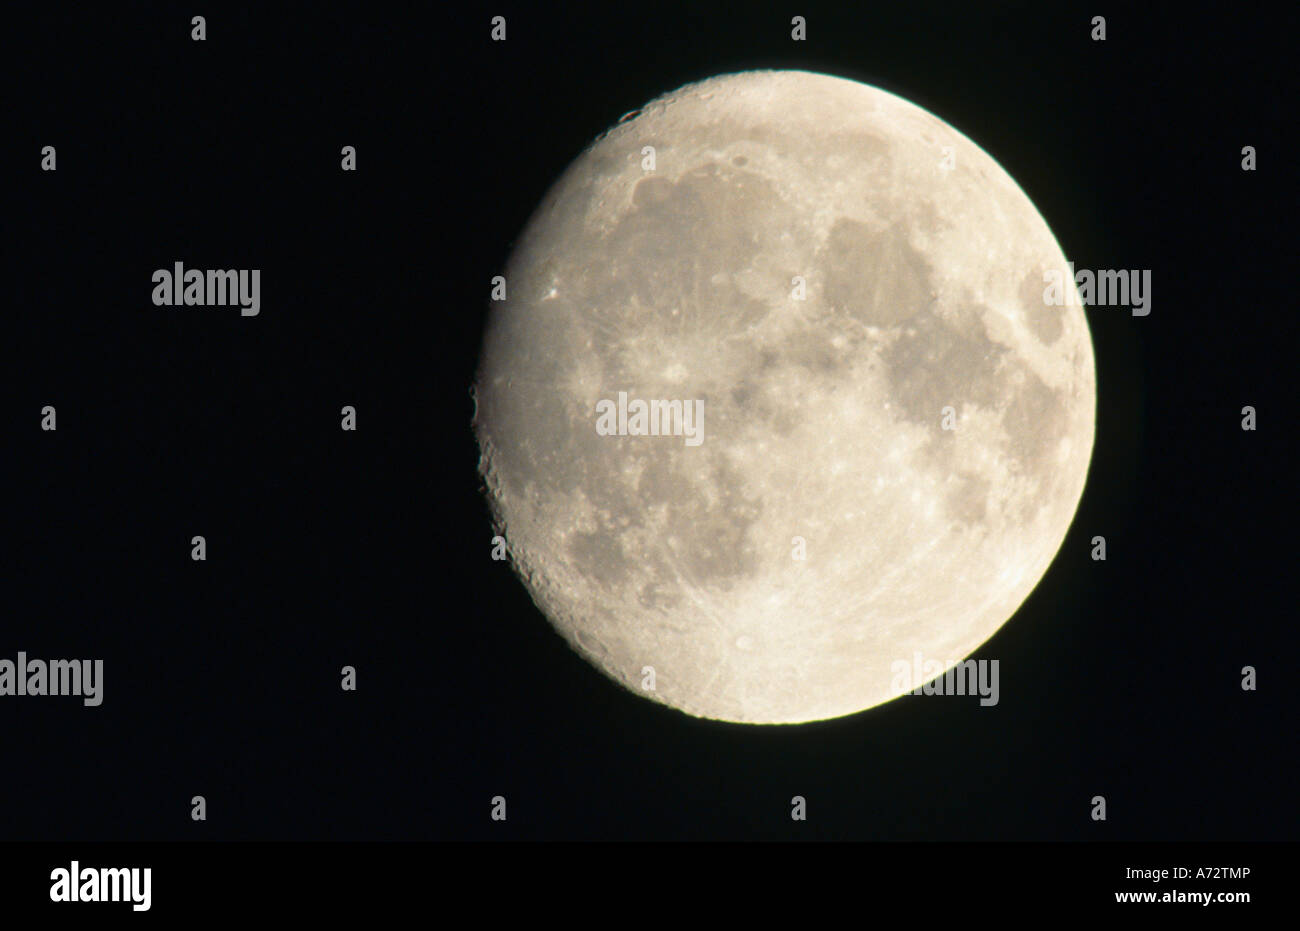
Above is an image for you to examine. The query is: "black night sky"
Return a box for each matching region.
[6,2,1294,846]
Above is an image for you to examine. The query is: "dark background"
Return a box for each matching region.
[5,2,1294,841]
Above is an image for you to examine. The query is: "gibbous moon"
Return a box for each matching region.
[474,70,1095,724]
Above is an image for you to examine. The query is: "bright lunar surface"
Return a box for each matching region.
[474,70,1095,724]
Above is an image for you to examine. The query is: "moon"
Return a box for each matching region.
[474,70,1095,724]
